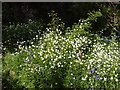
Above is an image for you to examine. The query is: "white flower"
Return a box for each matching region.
[80,62,83,65]
[61,65,63,67]
[79,25,82,28]
[115,74,118,77]
[97,64,101,68]
[38,52,42,56]
[32,45,36,47]
[70,62,72,65]
[110,77,113,80]
[70,83,73,85]
[75,60,79,63]
[43,61,45,63]
[87,65,90,69]
[113,71,115,74]
[104,77,107,81]
[115,79,118,82]
[33,55,36,58]
[58,65,60,67]
[49,62,52,65]
[55,83,58,85]
[51,66,54,69]
[107,68,110,71]
[11,54,15,56]
[73,77,76,80]
[82,77,86,80]
[31,42,34,44]
[41,57,44,60]
[103,65,106,67]
[85,75,88,78]
[115,68,117,70]
[36,35,38,38]
[107,65,111,67]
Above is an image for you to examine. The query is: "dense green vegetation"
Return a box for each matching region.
[2,2,120,89]
[2,2,120,53]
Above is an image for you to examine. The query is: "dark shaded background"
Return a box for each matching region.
[2,2,99,27]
